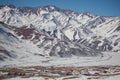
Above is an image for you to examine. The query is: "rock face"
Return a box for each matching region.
[0,5,120,61]
[0,21,101,60]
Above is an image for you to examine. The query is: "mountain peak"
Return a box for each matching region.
[39,5,61,12]
[80,12,96,18]
[41,5,58,9]
[0,4,16,9]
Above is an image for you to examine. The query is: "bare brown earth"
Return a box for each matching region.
[0,65,120,80]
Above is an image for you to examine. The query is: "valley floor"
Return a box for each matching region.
[0,65,120,80]
[3,75,120,80]
[0,52,120,68]
[0,52,120,80]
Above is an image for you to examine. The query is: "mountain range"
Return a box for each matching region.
[0,5,120,61]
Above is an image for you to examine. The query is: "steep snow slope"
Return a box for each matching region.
[0,22,46,62]
[0,5,120,52]
[0,21,102,63]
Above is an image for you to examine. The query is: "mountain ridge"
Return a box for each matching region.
[0,4,120,62]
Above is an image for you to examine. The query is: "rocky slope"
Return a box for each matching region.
[0,4,120,61]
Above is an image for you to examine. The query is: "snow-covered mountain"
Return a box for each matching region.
[0,4,120,61]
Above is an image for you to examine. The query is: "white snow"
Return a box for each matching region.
[4,77,45,80]
[0,52,120,68]
[0,4,120,69]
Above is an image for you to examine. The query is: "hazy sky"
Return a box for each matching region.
[0,0,120,16]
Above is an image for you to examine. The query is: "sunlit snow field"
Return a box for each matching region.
[0,52,120,68]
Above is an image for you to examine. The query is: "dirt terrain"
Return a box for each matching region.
[0,65,120,80]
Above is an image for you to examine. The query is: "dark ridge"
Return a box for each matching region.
[115,26,120,31]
